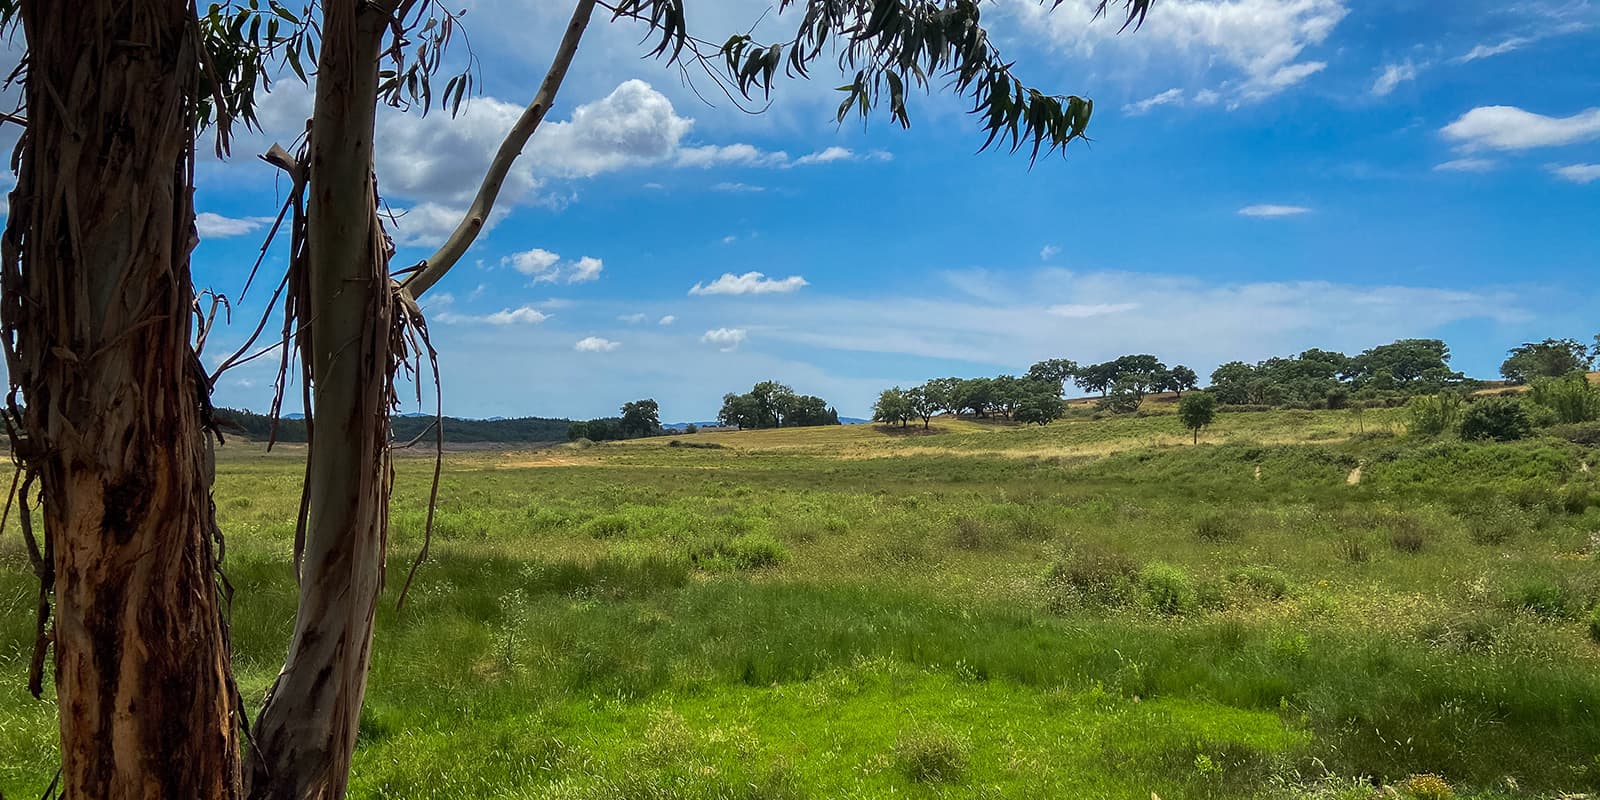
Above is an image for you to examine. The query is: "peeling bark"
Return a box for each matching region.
[1,1,242,797]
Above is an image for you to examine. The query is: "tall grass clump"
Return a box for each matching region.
[1194,513,1242,543]
[1529,372,1600,424]
[1406,393,1463,437]
[892,729,970,783]
[1044,544,1138,611]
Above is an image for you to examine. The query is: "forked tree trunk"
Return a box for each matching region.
[245,3,395,797]
[1,1,242,797]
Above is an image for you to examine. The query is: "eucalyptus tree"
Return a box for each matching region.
[2,0,1152,797]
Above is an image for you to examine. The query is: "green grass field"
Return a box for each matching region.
[4,408,1600,798]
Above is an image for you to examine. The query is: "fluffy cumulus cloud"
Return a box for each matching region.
[1011,0,1347,104]
[689,272,809,296]
[701,328,748,351]
[1551,164,1600,184]
[1441,106,1600,151]
[388,202,512,249]
[196,212,273,238]
[658,315,677,326]
[501,249,604,284]
[574,336,621,352]
[1238,204,1311,218]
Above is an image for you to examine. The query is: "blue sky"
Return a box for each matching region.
[179,0,1599,421]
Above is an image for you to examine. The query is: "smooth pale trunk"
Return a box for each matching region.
[5,1,242,796]
[245,2,394,797]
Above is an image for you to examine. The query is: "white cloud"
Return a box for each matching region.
[530,80,694,178]
[196,212,273,238]
[658,315,677,326]
[1040,244,1061,260]
[565,256,604,284]
[1433,158,1498,173]
[1238,204,1312,217]
[676,143,787,169]
[1123,88,1185,115]
[618,313,648,323]
[574,336,621,352]
[1456,36,1532,63]
[436,305,550,325]
[689,271,809,296]
[1442,106,1600,151]
[1012,0,1347,103]
[388,202,510,248]
[504,248,561,277]
[1371,60,1419,97]
[1551,163,1600,184]
[701,328,748,351]
[711,182,765,193]
[501,249,603,284]
[1047,302,1140,318]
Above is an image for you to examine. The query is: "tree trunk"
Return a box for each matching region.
[245,3,395,797]
[2,2,242,796]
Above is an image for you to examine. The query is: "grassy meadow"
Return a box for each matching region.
[4,406,1600,798]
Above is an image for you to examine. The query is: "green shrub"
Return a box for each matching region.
[1139,562,1198,615]
[1465,505,1531,545]
[1587,606,1600,645]
[1529,372,1600,424]
[1459,397,1533,441]
[951,516,994,550]
[1407,394,1463,437]
[1044,545,1138,611]
[892,730,969,783]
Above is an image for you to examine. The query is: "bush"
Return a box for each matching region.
[1465,507,1527,546]
[1529,372,1600,424]
[1139,561,1198,615]
[951,516,996,550]
[1325,387,1350,410]
[582,514,631,539]
[1044,545,1138,611]
[1407,394,1463,436]
[1589,606,1600,645]
[892,730,969,783]
[725,532,788,570]
[1458,396,1533,441]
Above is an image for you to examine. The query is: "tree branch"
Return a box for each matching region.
[400,0,597,298]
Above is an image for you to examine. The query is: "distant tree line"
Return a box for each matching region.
[569,399,664,442]
[873,355,1199,427]
[215,408,574,444]
[718,381,841,429]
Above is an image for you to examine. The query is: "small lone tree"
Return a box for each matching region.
[1178,392,1218,444]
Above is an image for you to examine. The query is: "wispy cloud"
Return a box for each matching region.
[1040,244,1061,260]
[1433,158,1497,173]
[1122,88,1185,116]
[690,272,809,296]
[435,305,550,326]
[1370,60,1420,97]
[618,313,648,323]
[1047,302,1140,318]
[196,212,274,238]
[1442,106,1600,151]
[658,315,677,326]
[1550,163,1600,184]
[1238,204,1312,218]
